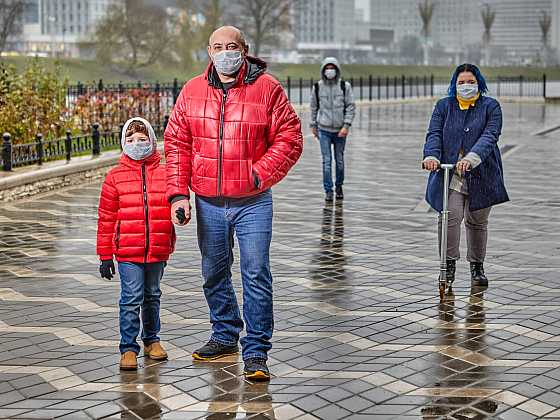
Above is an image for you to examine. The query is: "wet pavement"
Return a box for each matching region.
[1,101,560,419]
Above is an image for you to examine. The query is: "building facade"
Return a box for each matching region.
[292,0,373,62]
[368,0,559,65]
[7,0,118,57]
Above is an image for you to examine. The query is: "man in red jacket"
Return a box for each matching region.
[164,25,303,381]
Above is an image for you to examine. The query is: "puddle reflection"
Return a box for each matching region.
[421,286,498,419]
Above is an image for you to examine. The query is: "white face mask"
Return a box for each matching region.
[212,50,244,76]
[324,68,337,80]
[457,83,478,99]
[123,140,153,160]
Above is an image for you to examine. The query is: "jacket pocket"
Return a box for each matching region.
[192,154,202,189]
[114,221,121,250]
[246,160,256,193]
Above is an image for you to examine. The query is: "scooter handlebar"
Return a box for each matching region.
[438,163,455,171]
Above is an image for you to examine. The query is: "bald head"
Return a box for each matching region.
[208,26,248,52]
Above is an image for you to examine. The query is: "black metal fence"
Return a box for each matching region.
[1,119,168,171]
[0,73,548,171]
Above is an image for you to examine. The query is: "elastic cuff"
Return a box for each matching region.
[243,352,268,362]
[310,123,317,128]
[99,256,113,261]
[343,123,351,129]
[170,194,189,204]
[463,152,482,169]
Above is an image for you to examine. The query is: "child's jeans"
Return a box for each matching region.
[118,262,165,354]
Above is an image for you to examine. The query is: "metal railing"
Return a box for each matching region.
[1,119,168,171]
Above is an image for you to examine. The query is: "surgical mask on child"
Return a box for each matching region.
[457,83,478,99]
[212,50,244,75]
[324,69,337,79]
[123,140,153,160]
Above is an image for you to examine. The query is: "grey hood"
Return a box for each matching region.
[320,57,341,80]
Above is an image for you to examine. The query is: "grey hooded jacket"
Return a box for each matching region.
[310,57,356,133]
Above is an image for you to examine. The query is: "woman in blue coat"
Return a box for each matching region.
[423,63,509,287]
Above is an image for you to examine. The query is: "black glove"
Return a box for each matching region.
[176,207,187,224]
[99,259,115,280]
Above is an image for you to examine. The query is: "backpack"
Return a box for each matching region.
[314,79,346,110]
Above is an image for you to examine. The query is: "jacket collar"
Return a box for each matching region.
[119,151,161,169]
[205,55,267,89]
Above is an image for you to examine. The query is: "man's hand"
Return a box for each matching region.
[171,199,191,226]
[422,159,439,171]
[456,159,472,174]
[311,127,318,138]
[338,127,349,137]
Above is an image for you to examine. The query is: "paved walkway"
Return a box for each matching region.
[1,102,560,419]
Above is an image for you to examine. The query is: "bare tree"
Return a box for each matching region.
[481,3,495,66]
[0,0,28,56]
[539,10,552,66]
[418,0,435,66]
[94,0,172,74]
[232,0,296,56]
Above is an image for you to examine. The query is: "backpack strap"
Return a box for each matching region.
[314,82,320,110]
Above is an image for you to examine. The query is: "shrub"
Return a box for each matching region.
[0,58,70,144]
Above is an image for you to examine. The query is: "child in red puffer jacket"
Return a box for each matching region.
[96,117,176,371]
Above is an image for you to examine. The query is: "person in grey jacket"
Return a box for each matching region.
[310,57,356,201]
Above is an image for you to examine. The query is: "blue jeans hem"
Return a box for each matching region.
[243,352,268,361]
[210,336,239,347]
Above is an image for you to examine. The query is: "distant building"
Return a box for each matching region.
[368,0,560,65]
[6,0,118,58]
[292,0,373,62]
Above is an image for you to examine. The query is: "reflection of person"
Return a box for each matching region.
[310,57,356,202]
[165,25,303,381]
[205,364,275,419]
[421,286,497,418]
[96,117,174,371]
[422,63,509,287]
[310,202,346,288]
[120,362,163,419]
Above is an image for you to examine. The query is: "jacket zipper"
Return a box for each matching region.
[217,91,228,196]
[141,163,150,262]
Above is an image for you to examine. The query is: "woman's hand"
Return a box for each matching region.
[422,159,439,171]
[456,159,472,174]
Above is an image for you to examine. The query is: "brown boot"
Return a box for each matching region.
[119,351,138,370]
[144,342,168,361]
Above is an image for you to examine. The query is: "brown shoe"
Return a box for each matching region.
[119,351,138,370]
[144,342,168,361]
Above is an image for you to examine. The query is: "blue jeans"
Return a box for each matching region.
[318,129,346,193]
[196,189,273,361]
[118,262,165,354]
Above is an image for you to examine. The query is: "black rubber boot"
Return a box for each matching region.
[446,259,456,285]
[470,262,488,287]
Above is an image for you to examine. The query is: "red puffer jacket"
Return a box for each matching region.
[96,152,175,263]
[164,56,303,200]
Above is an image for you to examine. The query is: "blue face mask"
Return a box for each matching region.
[457,83,478,99]
[123,140,153,160]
